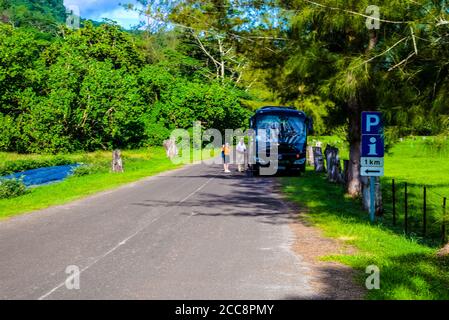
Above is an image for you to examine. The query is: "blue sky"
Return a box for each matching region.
[63,0,144,29]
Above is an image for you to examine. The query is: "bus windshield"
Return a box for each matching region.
[256,114,306,143]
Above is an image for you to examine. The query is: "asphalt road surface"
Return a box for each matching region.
[0,161,318,300]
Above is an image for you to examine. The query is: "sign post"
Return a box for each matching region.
[361,112,384,222]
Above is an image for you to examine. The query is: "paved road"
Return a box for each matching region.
[0,161,317,300]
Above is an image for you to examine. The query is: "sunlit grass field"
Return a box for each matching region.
[282,136,449,300]
[383,138,449,242]
[308,136,449,240]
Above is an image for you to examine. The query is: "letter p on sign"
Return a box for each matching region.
[362,112,383,135]
[366,115,380,132]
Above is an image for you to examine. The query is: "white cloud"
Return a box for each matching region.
[63,0,143,28]
[99,7,144,29]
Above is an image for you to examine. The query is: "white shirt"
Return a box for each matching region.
[236,142,246,153]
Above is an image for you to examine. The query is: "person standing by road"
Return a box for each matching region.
[222,143,231,173]
[236,138,247,172]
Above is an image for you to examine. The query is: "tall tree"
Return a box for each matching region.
[126,0,282,87]
[271,0,448,196]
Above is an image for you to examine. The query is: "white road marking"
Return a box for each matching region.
[38,177,215,300]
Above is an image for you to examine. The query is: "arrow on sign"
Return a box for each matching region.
[361,167,384,177]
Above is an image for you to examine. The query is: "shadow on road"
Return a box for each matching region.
[132,164,368,300]
[131,166,297,226]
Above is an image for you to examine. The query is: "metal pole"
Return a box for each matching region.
[404,182,408,235]
[392,179,396,226]
[370,176,376,222]
[443,197,447,245]
[423,186,427,237]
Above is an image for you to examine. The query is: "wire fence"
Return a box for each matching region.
[308,144,448,246]
[381,179,448,245]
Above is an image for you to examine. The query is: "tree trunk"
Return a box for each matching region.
[217,37,225,82]
[347,97,362,197]
[346,30,379,197]
[368,30,378,51]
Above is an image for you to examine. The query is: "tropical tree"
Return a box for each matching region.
[269,0,448,196]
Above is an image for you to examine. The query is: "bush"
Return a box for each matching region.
[422,135,449,155]
[384,127,401,153]
[0,178,28,199]
[145,122,172,146]
[72,164,100,177]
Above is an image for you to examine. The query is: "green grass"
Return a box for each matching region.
[281,136,449,300]
[282,170,449,300]
[308,136,449,242]
[0,148,182,219]
[382,137,449,242]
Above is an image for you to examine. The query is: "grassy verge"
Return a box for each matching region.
[0,148,182,219]
[381,138,449,242]
[281,137,449,299]
[308,136,449,243]
[282,170,449,300]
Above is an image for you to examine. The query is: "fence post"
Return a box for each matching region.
[404,182,408,235]
[375,177,383,217]
[423,186,427,237]
[307,146,314,166]
[392,179,396,226]
[442,197,447,245]
[312,147,325,172]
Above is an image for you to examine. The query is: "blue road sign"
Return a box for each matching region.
[361,134,384,157]
[362,112,383,135]
[361,112,384,222]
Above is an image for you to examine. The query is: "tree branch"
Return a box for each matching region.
[301,0,413,24]
[388,52,417,71]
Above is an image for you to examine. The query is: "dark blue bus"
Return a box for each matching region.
[249,107,313,175]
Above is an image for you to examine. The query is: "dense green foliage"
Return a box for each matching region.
[0,0,66,32]
[1,0,448,160]
[267,0,449,138]
[0,20,251,153]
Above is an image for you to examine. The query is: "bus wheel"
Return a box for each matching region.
[250,164,260,177]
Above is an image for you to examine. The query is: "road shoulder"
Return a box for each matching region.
[276,185,366,300]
